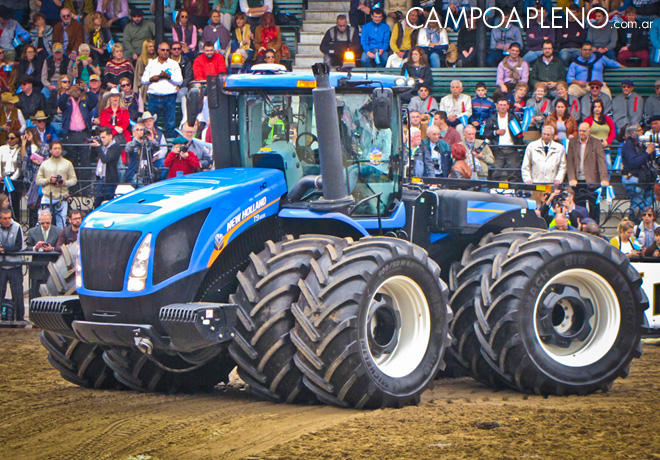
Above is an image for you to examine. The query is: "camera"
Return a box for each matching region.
[56,175,64,185]
[640,132,660,145]
[85,136,101,144]
[551,190,569,208]
[473,138,491,154]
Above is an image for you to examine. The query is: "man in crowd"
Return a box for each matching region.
[141,41,183,138]
[469,82,495,131]
[586,9,618,60]
[140,112,168,179]
[26,208,61,252]
[529,41,565,97]
[388,7,419,66]
[613,80,645,134]
[407,127,431,178]
[439,80,472,133]
[86,74,104,108]
[32,111,58,144]
[484,98,523,182]
[521,125,566,185]
[123,9,155,61]
[567,41,620,98]
[616,7,650,67]
[35,141,77,228]
[349,0,372,28]
[171,42,193,102]
[409,84,438,114]
[53,8,83,59]
[644,80,660,120]
[0,6,30,62]
[0,208,24,322]
[55,209,83,252]
[621,124,656,220]
[407,110,427,139]
[89,127,121,208]
[580,80,612,122]
[16,75,47,120]
[461,124,494,179]
[523,7,555,64]
[193,42,227,81]
[419,125,451,177]
[320,14,361,68]
[58,82,94,194]
[557,4,587,66]
[566,123,609,222]
[124,122,162,185]
[495,42,529,98]
[181,123,213,170]
[360,8,390,68]
[41,43,73,98]
[487,9,524,68]
[433,111,462,147]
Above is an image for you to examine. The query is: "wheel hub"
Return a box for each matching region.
[367,294,400,358]
[537,285,595,348]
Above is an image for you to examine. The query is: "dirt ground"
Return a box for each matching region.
[1,328,660,460]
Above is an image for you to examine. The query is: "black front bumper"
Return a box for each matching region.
[30,296,238,353]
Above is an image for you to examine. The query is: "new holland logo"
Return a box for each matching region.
[214,233,225,251]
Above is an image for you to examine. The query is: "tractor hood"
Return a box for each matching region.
[78,168,287,297]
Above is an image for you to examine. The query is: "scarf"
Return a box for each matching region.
[502,56,522,82]
[260,26,278,49]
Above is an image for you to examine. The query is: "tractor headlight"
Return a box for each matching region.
[75,251,82,289]
[127,233,152,292]
[406,78,415,87]
[395,77,406,86]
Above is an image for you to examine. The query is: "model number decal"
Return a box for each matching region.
[227,196,268,231]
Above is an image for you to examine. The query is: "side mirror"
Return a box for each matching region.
[373,87,393,130]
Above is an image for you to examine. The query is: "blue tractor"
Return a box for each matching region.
[31,65,648,408]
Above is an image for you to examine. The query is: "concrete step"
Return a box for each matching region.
[305,11,347,22]
[301,22,335,33]
[300,32,325,44]
[306,0,350,10]
[297,43,322,55]
[295,55,325,68]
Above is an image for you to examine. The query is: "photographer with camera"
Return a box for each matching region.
[89,127,121,208]
[35,141,77,228]
[164,136,200,178]
[621,123,656,221]
[643,115,660,157]
[124,122,161,186]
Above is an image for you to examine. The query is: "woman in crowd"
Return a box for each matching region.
[0,130,23,220]
[103,43,134,90]
[214,0,238,30]
[610,219,642,258]
[119,76,141,121]
[100,88,131,146]
[254,12,281,63]
[417,20,449,68]
[456,15,477,68]
[72,43,102,85]
[21,127,48,227]
[552,81,581,121]
[184,0,211,30]
[230,12,253,70]
[172,11,198,61]
[202,10,231,52]
[449,144,475,179]
[134,39,155,104]
[29,13,53,61]
[45,75,71,134]
[17,45,44,92]
[525,82,552,141]
[584,99,616,148]
[401,47,432,89]
[84,12,113,65]
[544,98,577,141]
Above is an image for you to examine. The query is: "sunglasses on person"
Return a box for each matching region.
[62,80,71,83]
[61,14,71,18]
[172,47,181,51]
[120,83,131,87]
[7,136,17,140]
[159,48,170,52]
[180,15,188,18]
[644,213,654,217]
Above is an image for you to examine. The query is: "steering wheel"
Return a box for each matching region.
[295,131,319,164]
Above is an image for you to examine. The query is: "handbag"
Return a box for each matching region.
[26,180,41,209]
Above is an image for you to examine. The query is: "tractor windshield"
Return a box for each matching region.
[238,91,402,217]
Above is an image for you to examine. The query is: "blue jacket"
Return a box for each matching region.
[566,53,620,85]
[470,96,495,125]
[621,137,650,176]
[360,20,391,54]
[57,93,95,135]
[408,146,434,178]
[419,137,451,177]
[651,17,660,53]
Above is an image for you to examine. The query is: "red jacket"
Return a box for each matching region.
[100,106,131,144]
[164,150,200,178]
[192,53,226,80]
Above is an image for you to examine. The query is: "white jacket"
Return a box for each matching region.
[521,139,566,184]
[0,144,22,181]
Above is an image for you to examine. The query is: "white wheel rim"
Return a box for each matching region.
[365,275,431,378]
[533,268,620,367]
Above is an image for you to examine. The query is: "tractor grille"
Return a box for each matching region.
[80,228,141,292]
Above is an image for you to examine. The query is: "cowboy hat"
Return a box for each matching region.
[30,110,49,121]
[1,92,19,104]
[138,111,157,123]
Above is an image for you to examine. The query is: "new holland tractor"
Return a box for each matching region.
[30,64,648,409]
